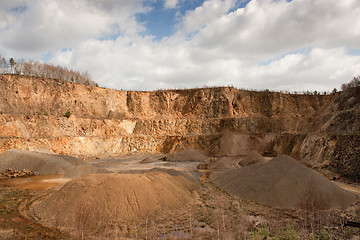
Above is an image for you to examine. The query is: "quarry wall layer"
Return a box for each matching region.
[0,74,359,180]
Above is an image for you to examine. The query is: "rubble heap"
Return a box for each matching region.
[0,168,35,179]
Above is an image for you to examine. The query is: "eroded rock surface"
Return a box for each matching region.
[0,75,359,180]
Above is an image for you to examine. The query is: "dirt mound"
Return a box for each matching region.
[140,157,156,164]
[207,131,274,157]
[117,168,197,183]
[0,149,84,175]
[164,149,208,162]
[62,164,111,179]
[30,172,197,229]
[210,155,358,209]
[238,150,266,166]
[210,157,233,170]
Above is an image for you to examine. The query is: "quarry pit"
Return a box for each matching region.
[0,74,359,239]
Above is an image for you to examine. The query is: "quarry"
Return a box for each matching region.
[0,74,359,239]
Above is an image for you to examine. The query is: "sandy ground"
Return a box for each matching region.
[90,153,203,179]
[1,153,359,196]
[333,181,360,194]
[0,153,204,190]
[0,175,70,190]
[1,152,360,239]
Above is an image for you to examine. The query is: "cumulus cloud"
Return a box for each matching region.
[191,0,360,61]
[242,48,360,91]
[164,0,179,9]
[179,0,237,34]
[0,0,146,58]
[1,0,360,91]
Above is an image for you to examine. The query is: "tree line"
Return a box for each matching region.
[0,54,98,87]
[341,75,360,91]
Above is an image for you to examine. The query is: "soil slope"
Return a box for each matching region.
[140,157,156,163]
[0,149,84,175]
[207,131,276,157]
[210,155,358,209]
[62,164,111,179]
[238,150,266,166]
[210,157,233,170]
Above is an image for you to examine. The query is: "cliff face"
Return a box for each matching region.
[0,75,359,180]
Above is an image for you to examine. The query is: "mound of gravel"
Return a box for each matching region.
[117,168,197,183]
[30,172,197,229]
[238,150,266,166]
[210,155,358,209]
[62,164,111,179]
[210,157,233,170]
[164,149,208,162]
[140,157,156,164]
[0,149,84,175]
[207,131,274,157]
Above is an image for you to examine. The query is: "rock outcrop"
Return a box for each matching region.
[0,168,35,179]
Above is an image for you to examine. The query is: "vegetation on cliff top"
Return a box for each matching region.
[341,75,360,91]
[0,54,97,87]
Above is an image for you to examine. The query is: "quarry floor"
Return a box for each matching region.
[0,154,360,239]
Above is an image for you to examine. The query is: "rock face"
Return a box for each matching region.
[0,75,359,180]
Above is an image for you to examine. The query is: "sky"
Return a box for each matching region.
[0,0,360,91]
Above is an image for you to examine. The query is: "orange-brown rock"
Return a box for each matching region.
[0,74,359,180]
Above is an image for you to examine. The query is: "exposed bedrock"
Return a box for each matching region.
[0,75,359,180]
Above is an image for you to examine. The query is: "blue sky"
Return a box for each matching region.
[137,0,204,40]
[137,0,251,40]
[0,0,359,91]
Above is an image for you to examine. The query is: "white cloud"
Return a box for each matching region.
[241,47,360,91]
[0,0,146,58]
[179,0,237,34]
[1,0,360,92]
[191,0,360,61]
[164,0,179,9]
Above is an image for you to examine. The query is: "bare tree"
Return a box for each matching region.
[9,58,16,74]
[0,55,6,73]
[75,202,92,240]
[1,58,98,87]
[298,178,329,238]
[341,76,360,91]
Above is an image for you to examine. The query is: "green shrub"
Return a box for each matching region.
[250,224,272,239]
[277,224,298,240]
[64,110,71,118]
[314,229,329,240]
[249,224,299,240]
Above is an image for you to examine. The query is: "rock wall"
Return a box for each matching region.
[0,74,359,180]
[0,75,332,122]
